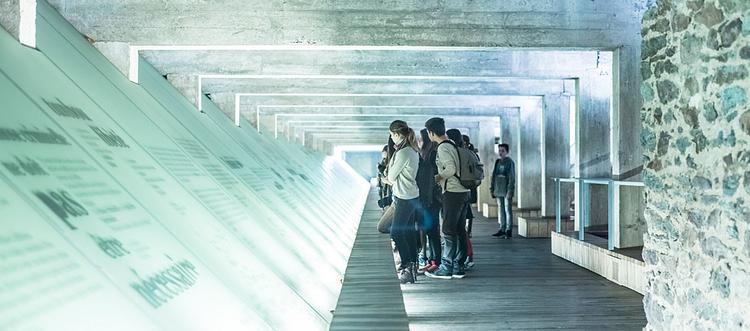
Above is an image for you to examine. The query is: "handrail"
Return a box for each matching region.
[552,177,644,250]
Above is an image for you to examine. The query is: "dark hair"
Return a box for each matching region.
[499,143,510,153]
[462,134,476,151]
[419,128,435,159]
[389,120,418,151]
[424,117,446,136]
[385,136,396,165]
[446,129,463,147]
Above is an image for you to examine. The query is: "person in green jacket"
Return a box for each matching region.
[490,143,516,238]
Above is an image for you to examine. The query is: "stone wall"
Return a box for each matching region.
[641,1,750,330]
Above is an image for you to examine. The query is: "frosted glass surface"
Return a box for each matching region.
[0,65,263,331]
[0,2,369,330]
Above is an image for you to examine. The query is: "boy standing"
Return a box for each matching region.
[491,143,516,238]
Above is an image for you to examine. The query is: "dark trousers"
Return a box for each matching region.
[416,203,442,263]
[440,191,469,272]
[391,197,419,269]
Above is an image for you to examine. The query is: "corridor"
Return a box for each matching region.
[1,0,749,330]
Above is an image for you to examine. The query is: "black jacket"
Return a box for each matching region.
[416,149,442,207]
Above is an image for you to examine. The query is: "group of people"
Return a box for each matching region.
[375,117,516,284]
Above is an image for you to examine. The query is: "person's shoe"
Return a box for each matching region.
[411,263,418,283]
[398,267,414,284]
[452,270,467,279]
[465,259,475,270]
[418,255,428,267]
[506,229,513,238]
[426,261,439,273]
[425,265,452,280]
[492,230,504,237]
[417,263,430,274]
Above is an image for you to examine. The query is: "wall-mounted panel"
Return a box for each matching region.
[0,2,370,329]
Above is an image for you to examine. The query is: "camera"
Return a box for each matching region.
[377,196,392,209]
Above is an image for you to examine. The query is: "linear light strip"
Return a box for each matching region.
[200,74,571,81]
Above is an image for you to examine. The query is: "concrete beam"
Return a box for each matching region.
[47,0,645,47]
[139,49,599,78]
[199,76,569,96]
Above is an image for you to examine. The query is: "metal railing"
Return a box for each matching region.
[553,177,644,250]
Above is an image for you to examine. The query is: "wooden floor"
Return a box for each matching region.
[329,190,410,331]
[331,191,646,330]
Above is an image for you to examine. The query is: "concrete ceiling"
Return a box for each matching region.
[41,0,644,149]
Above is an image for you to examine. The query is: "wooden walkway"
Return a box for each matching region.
[331,191,646,330]
[329,190,410,331]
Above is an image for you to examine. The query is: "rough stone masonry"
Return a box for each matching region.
[641,0,750,330]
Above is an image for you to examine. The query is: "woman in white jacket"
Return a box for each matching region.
[383,120,421,284]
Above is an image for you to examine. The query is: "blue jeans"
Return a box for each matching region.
[497,196,513,232]
[441,192,469,273]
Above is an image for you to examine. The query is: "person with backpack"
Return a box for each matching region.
[382,120,421,283]
[461,134,479,238]
[446,129,475,271]
[491,143,516,238]
[415,128,442,274]
[424,118,475,280]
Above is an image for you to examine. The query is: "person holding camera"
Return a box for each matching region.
[376,138,396,233]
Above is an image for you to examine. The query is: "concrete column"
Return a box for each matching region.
[476,120,497,208]
[577,72,612,229]
[305,131,317,150]
[166,73,201,109]
[0,0,35,47]
[612,45,645,248]
[93,42,132,79]
[517,99,543,209]
[500,108,521,176]
[498,108,521,205]
[541,94,571,217]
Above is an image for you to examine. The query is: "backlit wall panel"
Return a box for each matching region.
[0,2,369,330]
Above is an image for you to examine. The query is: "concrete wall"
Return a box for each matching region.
[518,100,543,209]
[542,94,572,217]
[0,0,21,38]
[578,71,613,228]
[641,1,750,330]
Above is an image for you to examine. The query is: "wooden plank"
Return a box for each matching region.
[333,192,646,330]
[330,190,409,331]
[402,211,646,330]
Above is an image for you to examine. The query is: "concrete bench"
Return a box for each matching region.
[518,216,574,238]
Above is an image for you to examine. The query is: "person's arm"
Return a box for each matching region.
[386,150,407,185]
[435,144,456,181]
[490,159,499,197]
[507,159,516,199]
